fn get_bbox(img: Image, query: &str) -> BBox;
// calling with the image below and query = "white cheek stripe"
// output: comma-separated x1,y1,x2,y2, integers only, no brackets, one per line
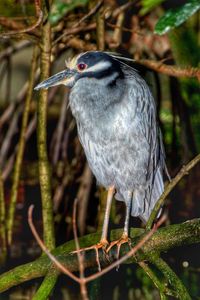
82,61,111,73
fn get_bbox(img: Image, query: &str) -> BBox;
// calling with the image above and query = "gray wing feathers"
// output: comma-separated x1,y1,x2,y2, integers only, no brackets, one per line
128,76,165,222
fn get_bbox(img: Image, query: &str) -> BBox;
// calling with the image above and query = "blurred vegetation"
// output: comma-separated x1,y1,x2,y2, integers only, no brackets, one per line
0,0,200,299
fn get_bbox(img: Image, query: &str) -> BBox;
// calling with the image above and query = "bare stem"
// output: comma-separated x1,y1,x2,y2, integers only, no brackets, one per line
73,198,89,300
0,169,6,262
96,6,105,51
6,46,38,245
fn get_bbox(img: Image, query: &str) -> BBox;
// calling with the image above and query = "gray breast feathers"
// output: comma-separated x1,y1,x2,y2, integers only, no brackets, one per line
71,71,166,223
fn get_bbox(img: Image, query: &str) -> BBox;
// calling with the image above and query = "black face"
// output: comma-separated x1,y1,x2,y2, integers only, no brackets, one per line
34,51,125,91
77,52,112,66
76,51,124,82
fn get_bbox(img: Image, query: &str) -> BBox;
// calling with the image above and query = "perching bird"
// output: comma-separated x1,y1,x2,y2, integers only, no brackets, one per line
35,51,166,253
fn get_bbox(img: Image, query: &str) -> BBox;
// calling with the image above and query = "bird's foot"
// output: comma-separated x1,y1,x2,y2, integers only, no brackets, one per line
72,238,109,272
106,233,131,268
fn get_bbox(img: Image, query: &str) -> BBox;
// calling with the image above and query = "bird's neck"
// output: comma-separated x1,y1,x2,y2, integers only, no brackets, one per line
69,78,125,133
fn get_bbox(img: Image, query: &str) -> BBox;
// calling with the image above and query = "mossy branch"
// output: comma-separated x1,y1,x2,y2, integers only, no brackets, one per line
139,262,177,299
151,256,192,300
32,269,59,300
0,219,199,293
37,6,55,252
35,0,56,297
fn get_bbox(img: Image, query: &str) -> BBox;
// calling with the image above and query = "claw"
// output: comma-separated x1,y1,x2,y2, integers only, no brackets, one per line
72,239,109,271
106,233,131,269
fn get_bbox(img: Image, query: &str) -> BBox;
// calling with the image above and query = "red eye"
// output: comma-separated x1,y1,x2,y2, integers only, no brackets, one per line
77,63,87,71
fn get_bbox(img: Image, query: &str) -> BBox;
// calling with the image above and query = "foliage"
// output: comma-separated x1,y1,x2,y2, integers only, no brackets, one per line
155,0,200,35
140,0,166,15
49,0,89,25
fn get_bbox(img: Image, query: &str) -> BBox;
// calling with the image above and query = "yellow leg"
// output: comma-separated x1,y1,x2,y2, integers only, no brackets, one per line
72,186,115,271
100,185,115,243
106,191,132,256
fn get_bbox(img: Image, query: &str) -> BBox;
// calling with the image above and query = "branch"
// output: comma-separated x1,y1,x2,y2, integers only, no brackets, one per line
151,257,191,300
34,0,57,297
0,218,199,293
136,59,200,81
139,261,176,299
37,2,55,250
31,269,59,300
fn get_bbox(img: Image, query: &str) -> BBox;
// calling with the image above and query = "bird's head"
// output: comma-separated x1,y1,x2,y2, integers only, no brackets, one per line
34,51,124,91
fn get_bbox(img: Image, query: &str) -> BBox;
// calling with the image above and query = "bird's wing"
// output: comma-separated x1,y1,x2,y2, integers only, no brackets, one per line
124,68,166,222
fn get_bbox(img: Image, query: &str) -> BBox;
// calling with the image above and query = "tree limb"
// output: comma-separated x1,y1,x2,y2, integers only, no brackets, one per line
0,218,199,293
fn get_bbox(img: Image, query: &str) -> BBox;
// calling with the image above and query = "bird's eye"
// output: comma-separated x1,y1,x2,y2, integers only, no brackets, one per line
77,63,87,71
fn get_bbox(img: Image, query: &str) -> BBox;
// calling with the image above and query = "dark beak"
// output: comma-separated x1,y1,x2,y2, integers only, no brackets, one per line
34,69,75,90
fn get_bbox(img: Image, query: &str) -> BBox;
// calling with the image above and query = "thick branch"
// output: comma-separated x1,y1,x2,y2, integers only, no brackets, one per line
0,219,199,293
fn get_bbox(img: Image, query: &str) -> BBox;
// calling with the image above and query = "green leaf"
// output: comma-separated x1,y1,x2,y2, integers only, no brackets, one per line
155,0,200,35
49,0,89,25
140,0,166,15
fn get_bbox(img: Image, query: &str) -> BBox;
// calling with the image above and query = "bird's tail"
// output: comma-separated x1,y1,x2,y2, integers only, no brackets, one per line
133,167,164,223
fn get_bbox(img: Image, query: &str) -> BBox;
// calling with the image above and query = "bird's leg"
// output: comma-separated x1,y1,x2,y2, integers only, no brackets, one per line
106,191,132,257
100,185,115,246
72,186,115,271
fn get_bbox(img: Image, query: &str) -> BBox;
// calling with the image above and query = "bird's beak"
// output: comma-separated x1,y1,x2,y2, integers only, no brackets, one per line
34,69,75,90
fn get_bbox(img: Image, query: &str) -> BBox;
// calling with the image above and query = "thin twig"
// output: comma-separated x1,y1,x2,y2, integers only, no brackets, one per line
53,23,96,46
112,2,136,18
137,59,200,81
0,0,43,38
109,12,124,48
28,205,80,283
77,164,93,235
106,22,143,36
0,107,20,168
1,86,58,181
0,169,6,262
73,198,89,300
51,91,69,166
53,1,103,45
75,0,103,28
0,41,31,62
0,69,40,130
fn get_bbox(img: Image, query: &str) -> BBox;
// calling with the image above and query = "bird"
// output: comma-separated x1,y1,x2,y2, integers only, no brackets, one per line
35,51,167,258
